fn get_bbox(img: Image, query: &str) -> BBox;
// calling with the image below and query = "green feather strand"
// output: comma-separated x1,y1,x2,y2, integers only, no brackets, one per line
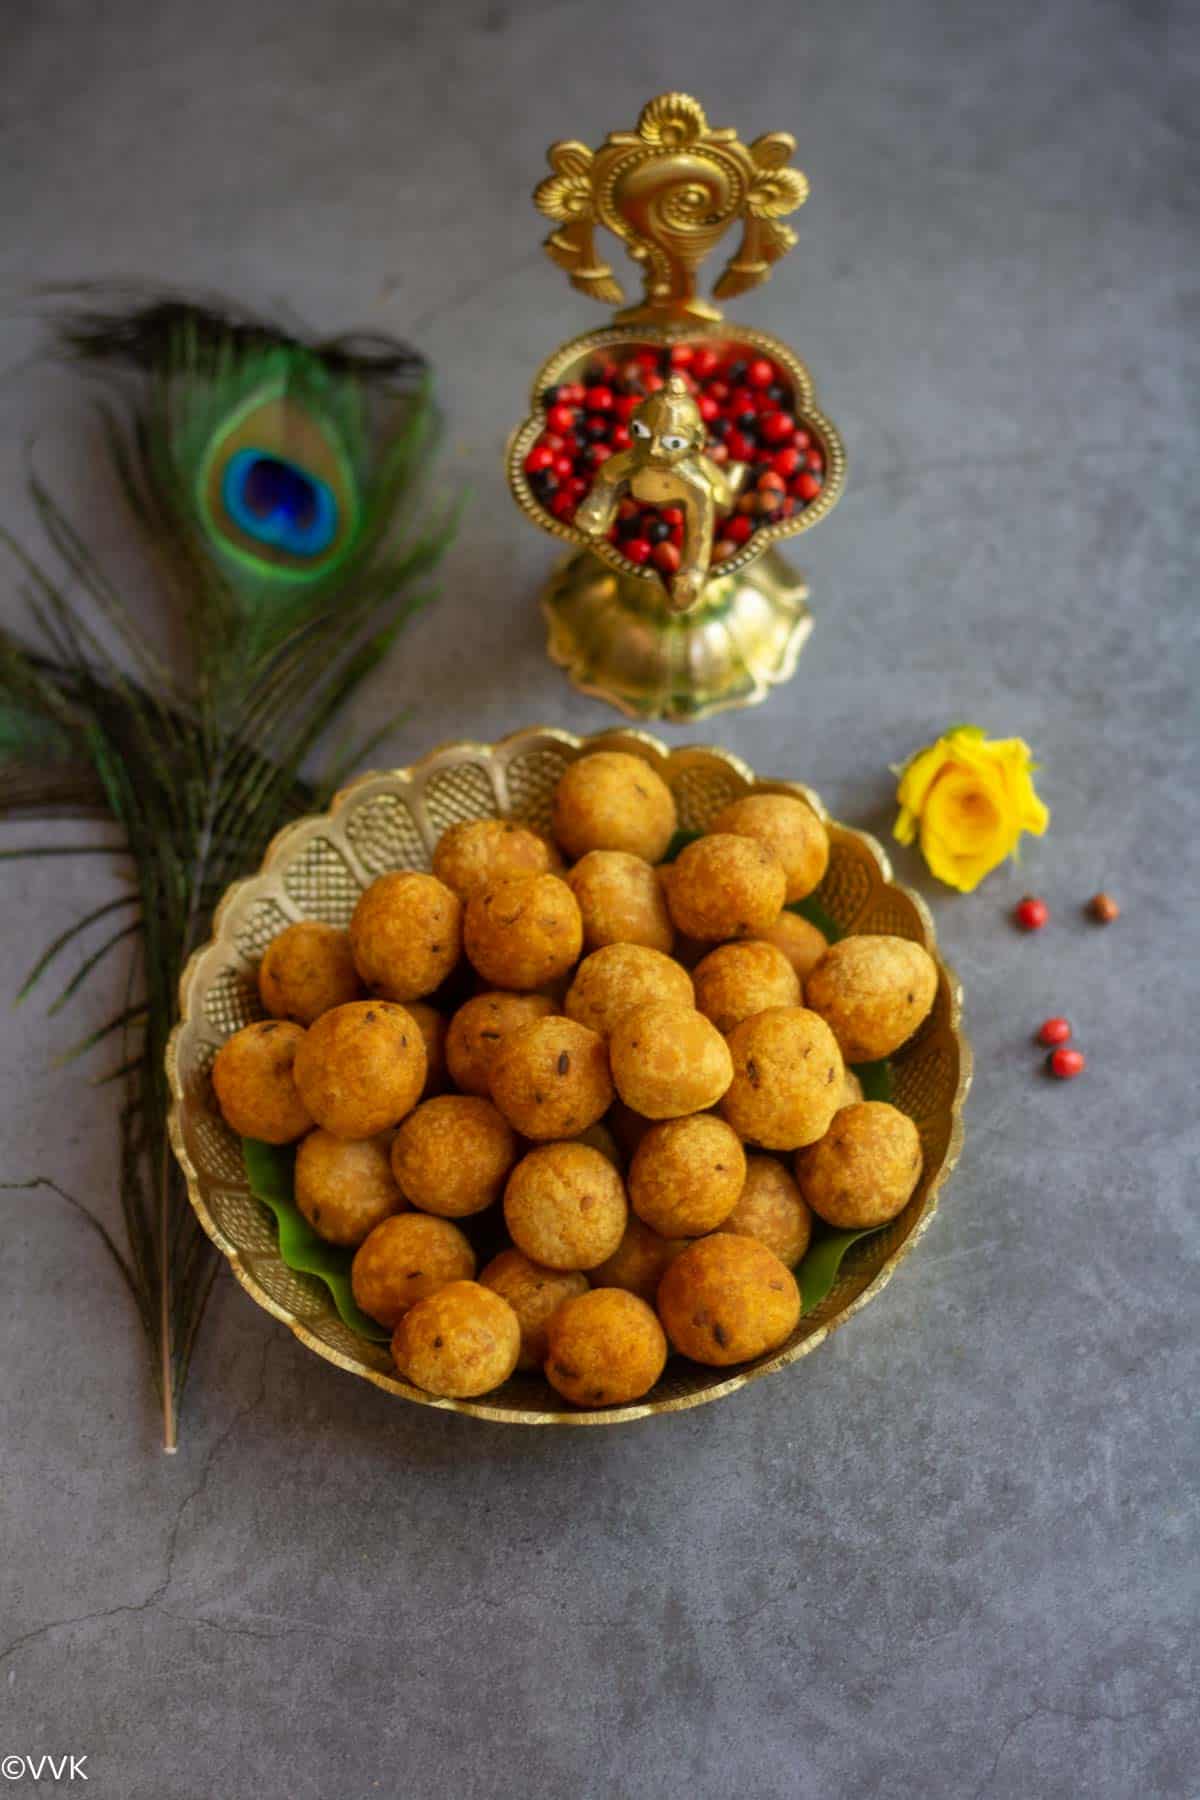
0,297,454,1449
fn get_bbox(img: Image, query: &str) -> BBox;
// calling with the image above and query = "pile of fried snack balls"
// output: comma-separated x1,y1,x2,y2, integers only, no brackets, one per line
212,752,936,1408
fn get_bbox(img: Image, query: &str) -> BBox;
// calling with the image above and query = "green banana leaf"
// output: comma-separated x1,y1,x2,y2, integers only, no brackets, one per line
242,1138,390,1342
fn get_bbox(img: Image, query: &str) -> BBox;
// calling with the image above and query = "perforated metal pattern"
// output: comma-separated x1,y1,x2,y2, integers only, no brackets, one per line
167,727,970,1427
203,964,264,1038
343,791,427,876
208,1186,279,1254
671,760,747,831
281,837,362,924
421,760,500,837
502,747,569,833
191,1113,246,1187
232,898,297,963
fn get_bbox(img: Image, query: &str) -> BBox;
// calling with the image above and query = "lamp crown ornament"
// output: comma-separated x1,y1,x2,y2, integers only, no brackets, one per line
534,92,809,326
508,90,845,722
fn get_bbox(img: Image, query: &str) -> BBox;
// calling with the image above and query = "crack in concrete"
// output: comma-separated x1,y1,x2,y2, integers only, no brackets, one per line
0,1333,274,1680
971,1693,1193,1798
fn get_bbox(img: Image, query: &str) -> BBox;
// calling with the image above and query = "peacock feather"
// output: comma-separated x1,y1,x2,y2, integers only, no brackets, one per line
1,291,456,1448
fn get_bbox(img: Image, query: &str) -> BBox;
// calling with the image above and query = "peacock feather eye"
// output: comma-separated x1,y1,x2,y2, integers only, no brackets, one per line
199,383,360,579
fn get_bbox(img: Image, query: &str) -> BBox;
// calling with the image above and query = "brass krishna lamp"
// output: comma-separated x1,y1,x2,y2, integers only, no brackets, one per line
507,91,846,722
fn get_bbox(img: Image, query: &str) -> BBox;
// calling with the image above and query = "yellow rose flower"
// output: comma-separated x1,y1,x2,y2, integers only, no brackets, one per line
893,725,1049,893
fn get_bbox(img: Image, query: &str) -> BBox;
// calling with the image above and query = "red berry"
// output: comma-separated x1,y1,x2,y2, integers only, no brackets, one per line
559,382,586,405
793,428,811,450
668,343,694,367
772,447,802,479
726,430,756,462
747,358,776,388
584,385,614,412
698,394,720,423
610,423,631,451
1037,1017,1072,1047
725,515,753,544
805,448,824,472
652,541,680,574
615,393,641,423
759,411,795,445
796,471,822,501
616,497,639,520
586,443,612,467
623,537,652,565
635,348,660,369
1048,1048,1086,1080
1014,895,1049,931
564,476,588,501
661,506,684,526
692,347,720,378
729,386,758,414
550,491,575,519
525,444,554,474
548,403,579,435
757,470,787,497
707,441,730,464
551,454,574,480
643,373,665,392
707,379,730,403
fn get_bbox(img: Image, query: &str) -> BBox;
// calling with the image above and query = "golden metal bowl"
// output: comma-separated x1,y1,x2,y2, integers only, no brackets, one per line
167,728,971,1427
507,321,846,592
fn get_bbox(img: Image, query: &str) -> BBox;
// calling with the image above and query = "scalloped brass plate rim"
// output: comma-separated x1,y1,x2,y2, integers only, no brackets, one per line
166,726,971,1428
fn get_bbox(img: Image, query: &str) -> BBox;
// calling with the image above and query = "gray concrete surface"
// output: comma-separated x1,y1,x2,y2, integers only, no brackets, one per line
1,1,1197,1795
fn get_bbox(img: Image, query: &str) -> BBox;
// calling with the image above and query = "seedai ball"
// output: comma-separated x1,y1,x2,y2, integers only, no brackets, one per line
479,1249,588,1371
212,1020,313,1144
391,1095,518,1218
349,871,462,1002
657,1234,801,1367
804,934,938,1062
608,1001,732,1119
588,1216,690,1305
629,1115,746,1237
294,1130,404,1246
551,751,677,864
567,850,675,954
503,1142,627,1271
722,1156,812,1267
719,1006,843,1150
351,1212,475,1328
293,1000,426,1139
758,910,829,983
392,1280,521,1398
432,817,558,901
463,873,583,990
488,1015,612,1141
840,1068,865,1109
710,793,829,903
795,1101,923,1229
444,990,556,1097
544,1288,668,1407
405,1001,448,1096
665,834,786,941
564,943,693,1040
257,922,361,1026
692,939,801,1035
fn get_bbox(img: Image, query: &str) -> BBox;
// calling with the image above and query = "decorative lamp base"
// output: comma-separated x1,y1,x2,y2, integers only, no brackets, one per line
540,547,813,722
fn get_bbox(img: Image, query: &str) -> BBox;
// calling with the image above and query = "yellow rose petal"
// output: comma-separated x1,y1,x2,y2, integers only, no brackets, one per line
892,724,1049,893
